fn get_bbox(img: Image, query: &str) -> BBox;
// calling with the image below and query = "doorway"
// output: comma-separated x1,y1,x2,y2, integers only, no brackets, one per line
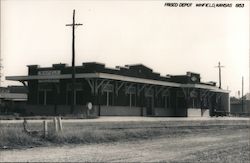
146,96,153,116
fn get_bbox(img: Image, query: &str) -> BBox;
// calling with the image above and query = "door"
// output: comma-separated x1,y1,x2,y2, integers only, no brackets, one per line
146,96,153,115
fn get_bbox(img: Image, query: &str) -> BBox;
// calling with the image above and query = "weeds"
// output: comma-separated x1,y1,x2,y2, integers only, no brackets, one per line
0,120,249,149
0,125,44,149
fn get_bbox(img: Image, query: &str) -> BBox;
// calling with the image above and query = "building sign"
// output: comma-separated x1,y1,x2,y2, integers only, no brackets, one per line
38,70,61,76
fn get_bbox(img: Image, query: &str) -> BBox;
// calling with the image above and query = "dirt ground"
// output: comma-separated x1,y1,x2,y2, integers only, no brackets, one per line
0,119,249,162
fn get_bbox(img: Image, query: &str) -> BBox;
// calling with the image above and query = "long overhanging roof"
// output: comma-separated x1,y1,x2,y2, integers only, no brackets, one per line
6,73,230,93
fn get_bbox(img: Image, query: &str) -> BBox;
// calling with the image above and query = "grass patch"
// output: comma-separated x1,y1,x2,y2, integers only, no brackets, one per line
0,125,44,149
0,120,249,149
45,128,164,144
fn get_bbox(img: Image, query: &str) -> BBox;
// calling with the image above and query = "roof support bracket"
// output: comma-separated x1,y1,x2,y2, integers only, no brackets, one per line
100,80,111,93
86,79,95,94
145,85,154,96
207,91,216,101
200,89,210,99
19,80,28,90
126,83,135,90
155,86,165,97
181,87,189,99
162,87,170,96
137,84,147,95
216,92,224,102
115,81,126,95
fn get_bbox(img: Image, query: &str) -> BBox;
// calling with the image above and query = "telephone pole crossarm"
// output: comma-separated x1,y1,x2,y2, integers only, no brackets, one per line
66,23,83,26
215,62,225,89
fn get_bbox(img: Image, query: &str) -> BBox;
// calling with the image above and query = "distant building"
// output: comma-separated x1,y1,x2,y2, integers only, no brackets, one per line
230,95,250,115
0,86,27,114
6,62,230,117
246,93,250,100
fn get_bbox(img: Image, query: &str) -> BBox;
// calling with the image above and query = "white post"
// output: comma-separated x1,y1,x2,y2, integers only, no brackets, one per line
23,119,28,133
57,117,63,132
53,117,58,133
43,120,48,138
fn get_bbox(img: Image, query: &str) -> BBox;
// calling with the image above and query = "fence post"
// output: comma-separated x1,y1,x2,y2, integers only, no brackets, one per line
43,120,48,138
23,119,28,133
57,117,63,132
53,117,58,133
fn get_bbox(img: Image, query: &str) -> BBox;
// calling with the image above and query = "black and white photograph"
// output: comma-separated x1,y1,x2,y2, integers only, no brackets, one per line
0,0,249,162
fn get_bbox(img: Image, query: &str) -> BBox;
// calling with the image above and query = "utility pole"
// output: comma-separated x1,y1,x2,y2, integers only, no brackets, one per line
66,10,83,113
0,1,2,87
242,76,244,113
215,62,224,89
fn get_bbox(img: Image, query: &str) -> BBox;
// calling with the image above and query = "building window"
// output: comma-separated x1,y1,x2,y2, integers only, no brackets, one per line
46,91,54,105
201,97,208,108
176,91,186,108
38,90,53,105
190,98,199,108
66,91,74,105
38,91,45,105
166,96,170,108
190,90,199,108
145,88,153,97
103,91,113,106
66,83,83,105
38,84,53,105
163,93,170,109
125,86,136,107
102,84,114,106
76,91,84,105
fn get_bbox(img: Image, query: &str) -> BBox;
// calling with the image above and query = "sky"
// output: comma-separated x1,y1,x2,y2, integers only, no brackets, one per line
1,0,249,97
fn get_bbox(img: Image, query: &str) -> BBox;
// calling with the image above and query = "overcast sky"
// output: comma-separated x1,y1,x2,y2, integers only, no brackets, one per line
1,0,249,97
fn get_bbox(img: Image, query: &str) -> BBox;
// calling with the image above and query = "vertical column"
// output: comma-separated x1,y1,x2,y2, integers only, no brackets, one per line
228,93,231,115
112,81,115,106
74,90,76,105
107,92,109,106
129,93,132,108
44,90,47,105
135,84,137,107
114,81,117,106
152,86,155,115
93,79,96,114
142,85,146,116
95,80,101,116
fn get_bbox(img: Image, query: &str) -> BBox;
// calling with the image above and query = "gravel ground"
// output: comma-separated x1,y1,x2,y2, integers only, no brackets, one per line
0,121,249,162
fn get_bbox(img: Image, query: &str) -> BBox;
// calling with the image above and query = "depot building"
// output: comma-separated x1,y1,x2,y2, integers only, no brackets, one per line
6,62,230,117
